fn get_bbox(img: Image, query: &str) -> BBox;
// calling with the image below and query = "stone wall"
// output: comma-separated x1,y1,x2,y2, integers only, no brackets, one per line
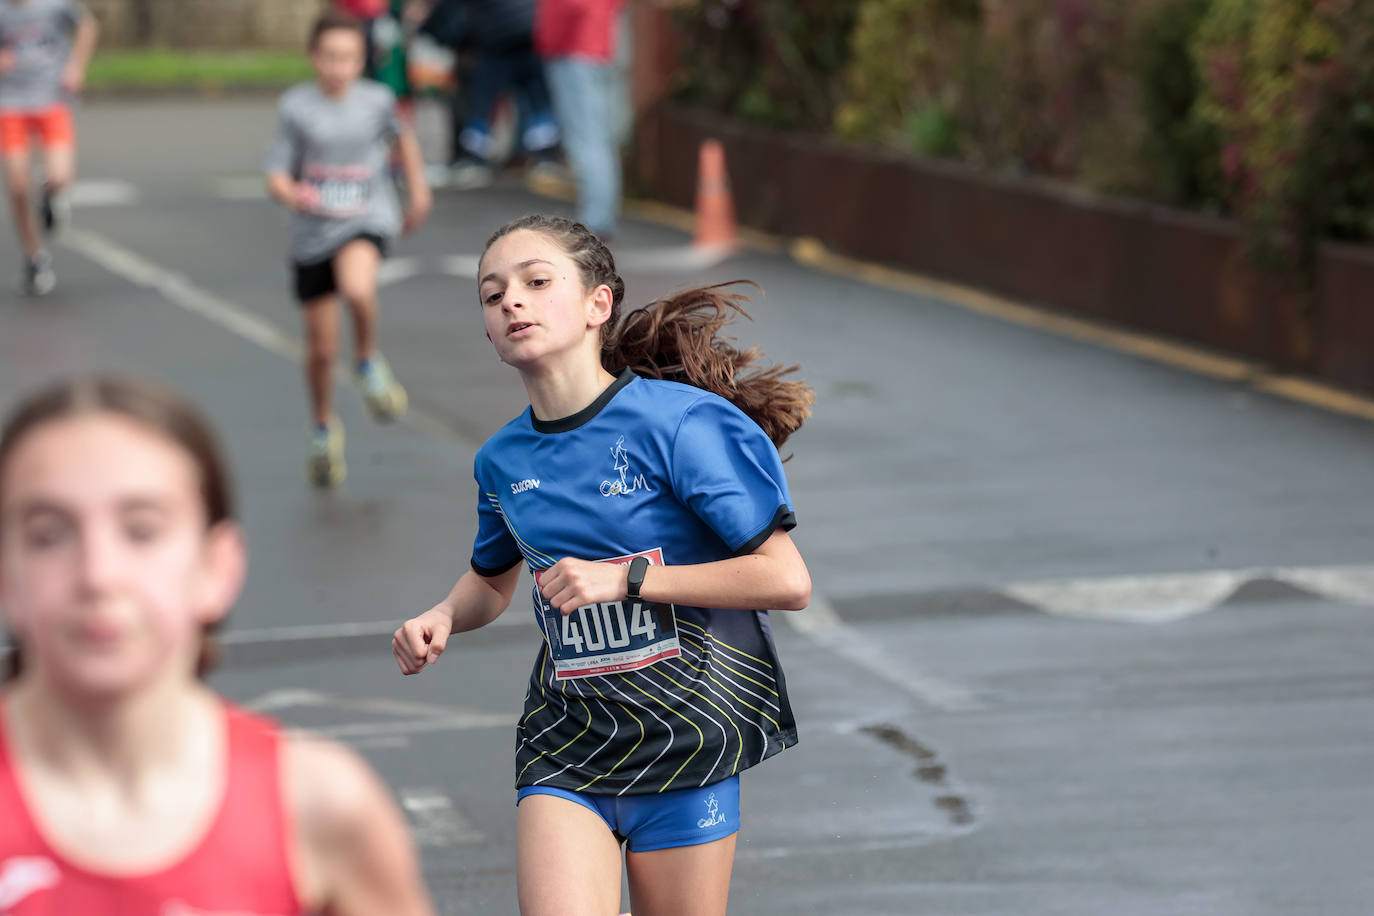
85,0,323,49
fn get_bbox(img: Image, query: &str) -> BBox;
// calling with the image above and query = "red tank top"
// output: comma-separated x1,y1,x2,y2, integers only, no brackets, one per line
0,702,305,915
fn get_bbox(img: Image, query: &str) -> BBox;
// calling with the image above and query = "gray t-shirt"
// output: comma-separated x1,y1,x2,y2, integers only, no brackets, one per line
0,0,86,111
264,80,404,265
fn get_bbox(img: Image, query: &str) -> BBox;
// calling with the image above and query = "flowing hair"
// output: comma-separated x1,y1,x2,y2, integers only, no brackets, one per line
483,215,815,448
0,375,236,682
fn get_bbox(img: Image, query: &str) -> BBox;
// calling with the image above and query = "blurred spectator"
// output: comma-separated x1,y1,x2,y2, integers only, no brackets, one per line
417,0,472,171
335,0,430,117
332,0,387,77
535,0,628,239
422,0,560,190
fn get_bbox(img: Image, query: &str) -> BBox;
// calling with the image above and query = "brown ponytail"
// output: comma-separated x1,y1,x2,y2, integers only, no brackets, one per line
0,375,236,683
484,215,815,448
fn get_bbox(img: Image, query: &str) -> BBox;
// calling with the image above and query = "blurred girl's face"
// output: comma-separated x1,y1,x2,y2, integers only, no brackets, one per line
311,27,366,94
0,414,242,699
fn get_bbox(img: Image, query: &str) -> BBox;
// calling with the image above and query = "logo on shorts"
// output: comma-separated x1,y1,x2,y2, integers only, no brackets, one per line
600,436,651,497
697,792,727,829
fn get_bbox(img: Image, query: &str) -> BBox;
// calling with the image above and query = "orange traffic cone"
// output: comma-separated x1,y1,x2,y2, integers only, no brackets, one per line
693,139,738,251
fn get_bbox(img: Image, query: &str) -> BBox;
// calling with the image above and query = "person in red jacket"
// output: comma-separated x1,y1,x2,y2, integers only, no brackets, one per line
535,0,627,239
0,374,434,916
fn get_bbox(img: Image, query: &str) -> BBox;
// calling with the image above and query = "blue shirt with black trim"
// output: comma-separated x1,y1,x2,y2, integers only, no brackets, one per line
471,369,799,795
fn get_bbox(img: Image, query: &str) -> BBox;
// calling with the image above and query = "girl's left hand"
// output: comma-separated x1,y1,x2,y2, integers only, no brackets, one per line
538,558,631,616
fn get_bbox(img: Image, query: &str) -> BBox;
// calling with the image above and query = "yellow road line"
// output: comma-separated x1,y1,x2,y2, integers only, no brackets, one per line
1255,376,1374,423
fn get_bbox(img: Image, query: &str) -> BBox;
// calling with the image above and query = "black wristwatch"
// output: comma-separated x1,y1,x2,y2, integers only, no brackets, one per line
626,555,650,601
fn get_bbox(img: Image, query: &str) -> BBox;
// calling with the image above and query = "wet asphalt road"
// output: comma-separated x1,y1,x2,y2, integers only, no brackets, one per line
0,97,1371,914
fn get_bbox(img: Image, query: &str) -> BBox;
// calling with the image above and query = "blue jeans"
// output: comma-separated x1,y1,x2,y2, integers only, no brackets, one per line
544,56,621,237
459,44,559,161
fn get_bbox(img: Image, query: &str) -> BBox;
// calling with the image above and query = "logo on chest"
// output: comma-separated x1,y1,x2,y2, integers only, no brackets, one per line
601,435,651,497
510,478,541,494
0,856,60,909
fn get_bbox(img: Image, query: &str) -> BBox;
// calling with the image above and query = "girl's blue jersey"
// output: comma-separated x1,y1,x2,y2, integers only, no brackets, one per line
472,370,799,794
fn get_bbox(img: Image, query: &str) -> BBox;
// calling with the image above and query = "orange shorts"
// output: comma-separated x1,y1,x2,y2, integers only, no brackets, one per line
0,106,75,156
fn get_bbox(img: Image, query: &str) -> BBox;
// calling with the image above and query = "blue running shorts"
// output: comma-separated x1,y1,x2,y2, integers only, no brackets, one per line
517,775,740,852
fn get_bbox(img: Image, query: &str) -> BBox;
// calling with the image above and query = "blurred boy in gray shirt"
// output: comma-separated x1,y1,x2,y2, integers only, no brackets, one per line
265,9,432,489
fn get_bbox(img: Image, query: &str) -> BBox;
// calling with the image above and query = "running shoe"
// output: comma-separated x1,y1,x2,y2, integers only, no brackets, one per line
525,156,572,197
24,251,55,296
449,156,494,190
41,187,71,237
306,419,346,488
355,354,408,422
424,161,452,190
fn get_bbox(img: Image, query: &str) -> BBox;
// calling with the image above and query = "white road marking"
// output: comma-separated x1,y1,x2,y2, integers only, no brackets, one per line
222,612,530,648
339,735,411,750
1005,564,1374,622
440,254,479,279
377,256,426,287
399,789,485,846
245,689,516,719
69,179,140,207
615,243,734,273
243,688,516,741
210,176,268,200
1275,564,1374,606
63,228,300,360
783,595,985,713
245,688,333,711
1006,570,1250,623
220,621,396,647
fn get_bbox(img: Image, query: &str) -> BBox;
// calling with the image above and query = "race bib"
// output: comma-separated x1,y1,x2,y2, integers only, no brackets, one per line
304,164,372,219
535,549,681,681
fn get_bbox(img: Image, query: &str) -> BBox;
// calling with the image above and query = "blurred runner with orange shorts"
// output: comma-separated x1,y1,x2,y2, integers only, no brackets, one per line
0,0,97,295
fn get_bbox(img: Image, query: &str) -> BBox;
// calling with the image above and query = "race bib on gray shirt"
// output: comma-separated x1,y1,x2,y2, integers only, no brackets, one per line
0,0,85,111
264,80,404,265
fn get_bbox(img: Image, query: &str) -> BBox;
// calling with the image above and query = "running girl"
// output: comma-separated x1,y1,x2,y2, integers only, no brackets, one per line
265,10,432,488
0,374,435,915
0,0,97,295
394,214,814,915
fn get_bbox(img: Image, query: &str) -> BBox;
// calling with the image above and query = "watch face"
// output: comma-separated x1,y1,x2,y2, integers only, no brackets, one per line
628,556,648,594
